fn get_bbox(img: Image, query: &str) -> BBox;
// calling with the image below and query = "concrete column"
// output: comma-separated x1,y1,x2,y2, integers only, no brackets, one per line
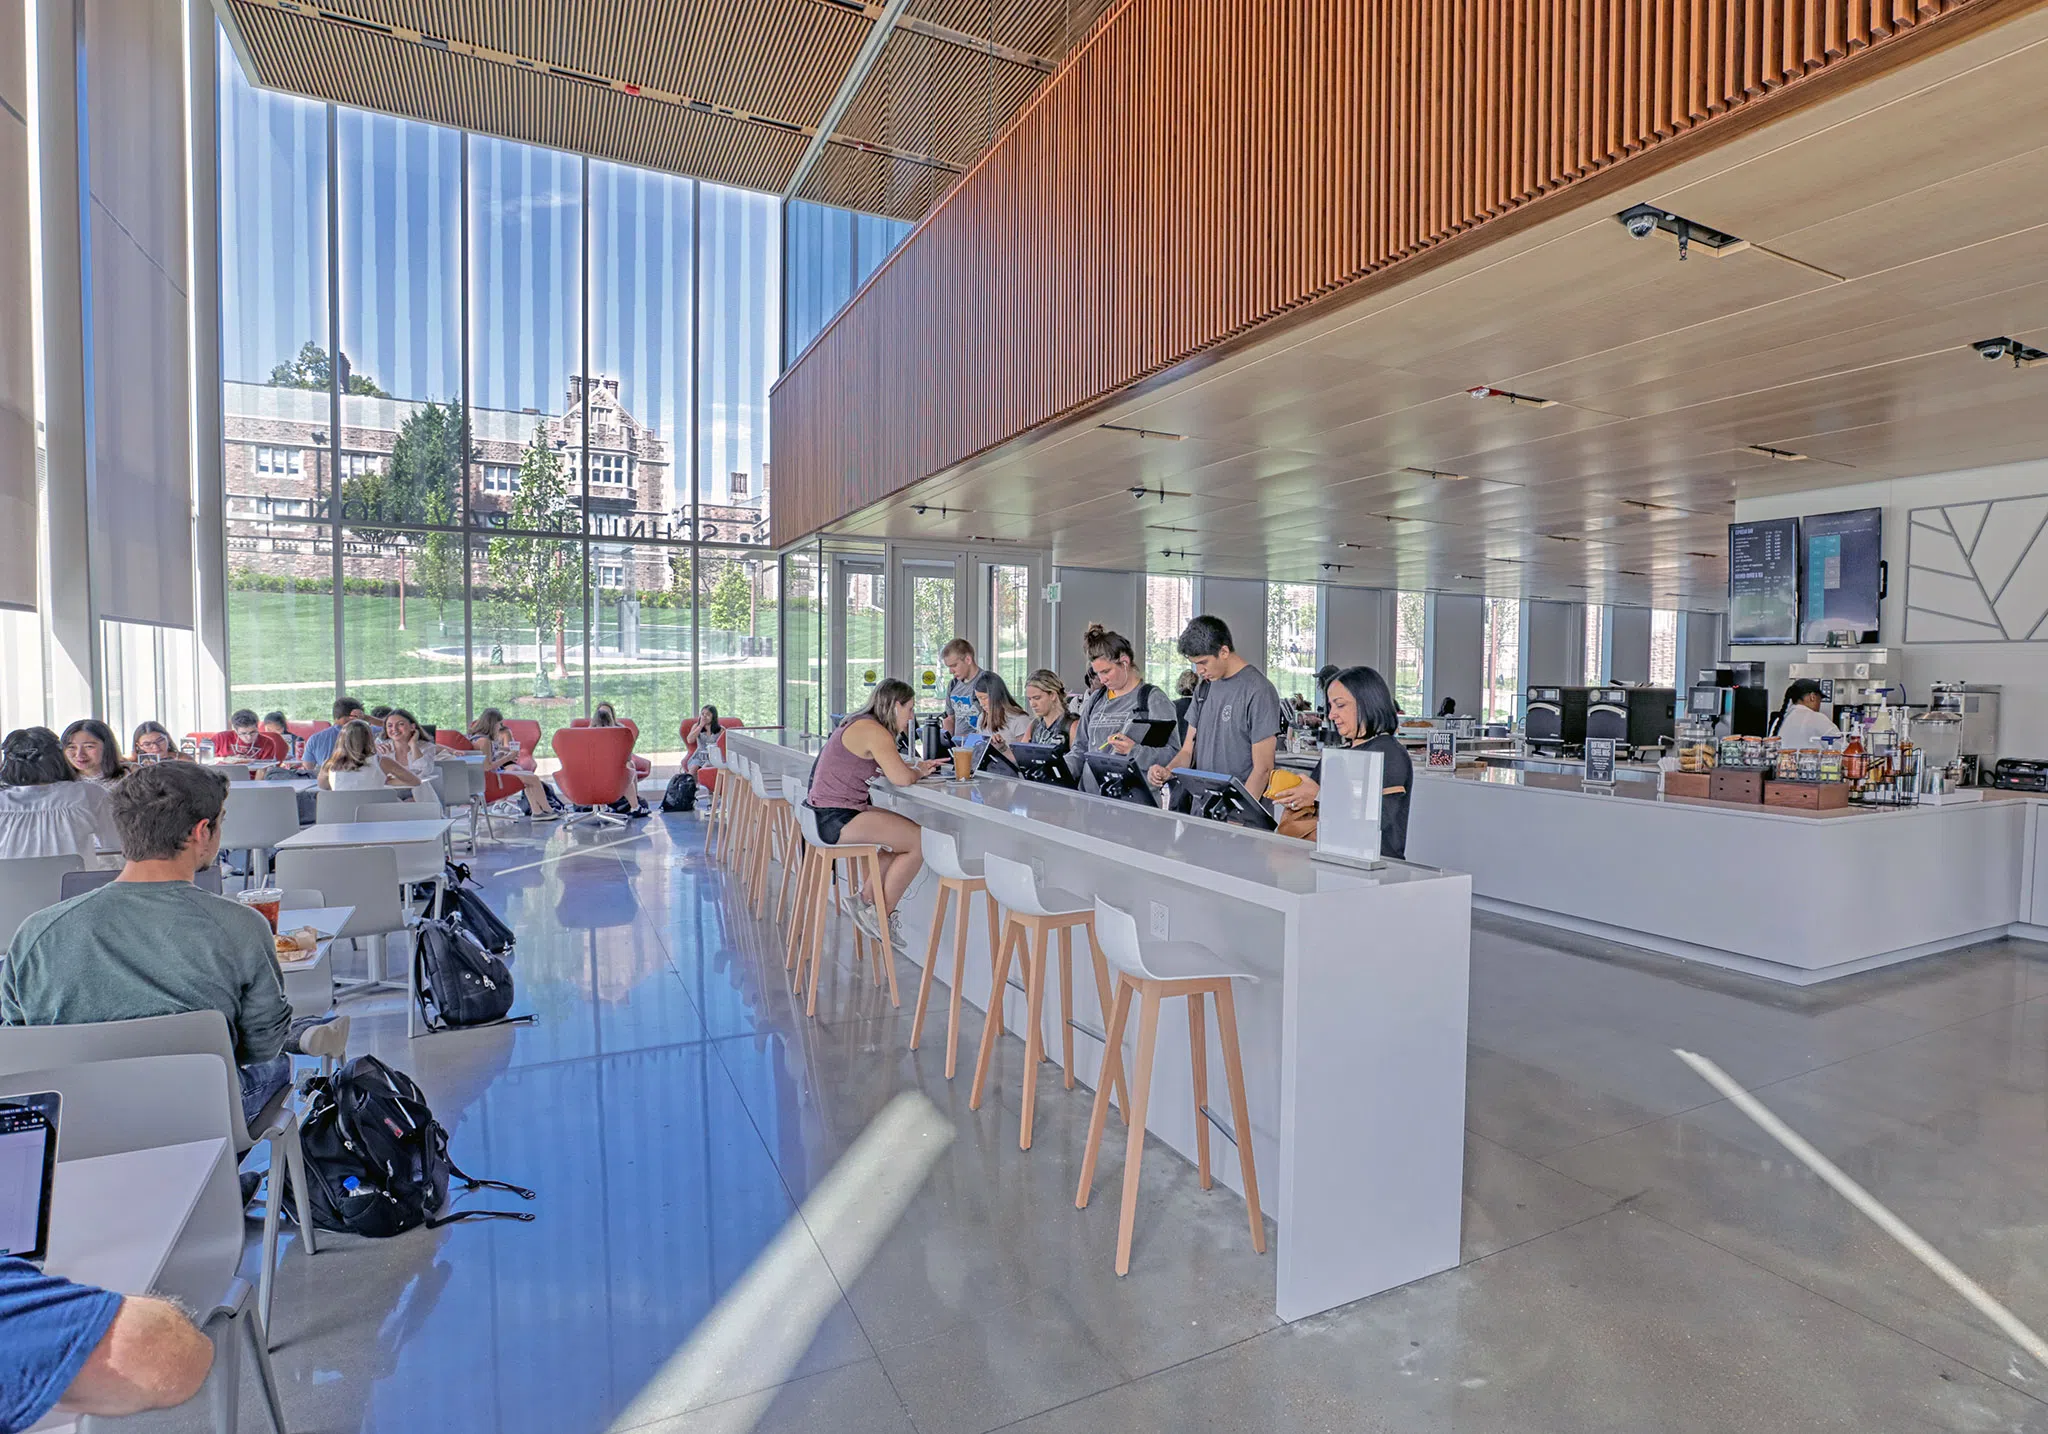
185,0,226,727
1429,593,1484,717
30,0,98,719
1607,605,1652,683
1323,585,1393,673
1200,577,1266,671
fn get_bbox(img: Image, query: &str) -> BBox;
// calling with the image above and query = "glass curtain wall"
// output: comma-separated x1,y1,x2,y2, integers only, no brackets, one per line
783,198,913,361
1481,598,1521,726
989,565,1029,691
1650,609,1678,687
1584,605,1606,684
1265,583,1318,700
217,29,779,760
1394,592,1427,716
1143,575,1194,686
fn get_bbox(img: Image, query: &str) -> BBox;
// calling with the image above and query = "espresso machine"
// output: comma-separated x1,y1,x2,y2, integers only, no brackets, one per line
1692,665,1771,738
1789,648,1901,728
1927,681,2002,785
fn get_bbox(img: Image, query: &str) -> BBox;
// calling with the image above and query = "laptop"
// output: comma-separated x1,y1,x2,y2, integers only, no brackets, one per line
0,1093,60,1268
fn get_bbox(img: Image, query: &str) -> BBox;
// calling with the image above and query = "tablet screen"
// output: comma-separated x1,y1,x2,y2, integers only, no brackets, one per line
0,1096,59,1261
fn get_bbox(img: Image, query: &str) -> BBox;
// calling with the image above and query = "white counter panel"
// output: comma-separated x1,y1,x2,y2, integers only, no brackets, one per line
732,735,1472,1321
1408,770,2025,982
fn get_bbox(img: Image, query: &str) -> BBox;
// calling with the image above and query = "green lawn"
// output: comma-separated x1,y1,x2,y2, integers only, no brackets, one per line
228,589,789,758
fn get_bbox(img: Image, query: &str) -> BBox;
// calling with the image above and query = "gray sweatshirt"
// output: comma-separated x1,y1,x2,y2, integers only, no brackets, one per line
1069,681,1181,782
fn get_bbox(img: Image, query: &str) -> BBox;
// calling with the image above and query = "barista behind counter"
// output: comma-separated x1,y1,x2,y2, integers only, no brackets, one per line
1774,677,1842,747
1272,665,1411,858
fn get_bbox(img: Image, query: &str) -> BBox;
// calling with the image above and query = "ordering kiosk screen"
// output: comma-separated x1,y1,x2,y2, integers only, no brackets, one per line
0,1093,60,1264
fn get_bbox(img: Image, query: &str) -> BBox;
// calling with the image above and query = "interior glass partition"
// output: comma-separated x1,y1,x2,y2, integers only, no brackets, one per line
1650,609,1679,688
1482,597,1521,727
1144,575,1194,685
989,564,1030,691
1266,582,1319,700
1394,591,1427,716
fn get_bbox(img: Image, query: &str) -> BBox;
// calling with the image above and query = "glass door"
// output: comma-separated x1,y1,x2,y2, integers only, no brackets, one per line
902,560,961,715
833,557,885,723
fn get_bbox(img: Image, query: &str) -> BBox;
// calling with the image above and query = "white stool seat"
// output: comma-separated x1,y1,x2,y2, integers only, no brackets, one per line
983,852,1085,918
920,828,979,883
1124,938,1258,984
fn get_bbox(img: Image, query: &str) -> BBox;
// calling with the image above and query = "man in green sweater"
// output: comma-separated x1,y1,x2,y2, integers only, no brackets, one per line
2,761,346,1126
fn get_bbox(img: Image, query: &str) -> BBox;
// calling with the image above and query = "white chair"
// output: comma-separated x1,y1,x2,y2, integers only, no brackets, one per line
0,853,85,949
908,829,1000,1080
354,799,455,878
314,786,405,823
207,762,252,782
276,887,323,910
216,785,302,888
0,1011,318,1347
970,853,1126,1151
2,1054,289,1434
275,844,411,1002
58,865,223,902
436,757,482,850
1077,898,1265,1276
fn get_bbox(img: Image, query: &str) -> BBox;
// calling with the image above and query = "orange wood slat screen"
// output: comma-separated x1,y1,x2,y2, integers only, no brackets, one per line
771,0,1996,545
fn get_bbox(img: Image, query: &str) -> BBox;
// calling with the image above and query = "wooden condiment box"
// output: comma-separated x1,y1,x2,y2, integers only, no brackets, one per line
1763,779,1849,811
1663,772,1713,800
1707,768,1766,804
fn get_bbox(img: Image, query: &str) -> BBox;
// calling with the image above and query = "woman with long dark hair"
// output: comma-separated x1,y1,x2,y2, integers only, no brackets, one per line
803,679,945,951
1270,665,1412,858
973,671,1033,747
60,719,128,787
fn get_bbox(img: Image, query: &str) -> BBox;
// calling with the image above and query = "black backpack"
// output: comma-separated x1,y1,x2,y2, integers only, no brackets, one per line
415,916,528,1031
425,862,516,954
290,1055,534,1236
661,772,698,812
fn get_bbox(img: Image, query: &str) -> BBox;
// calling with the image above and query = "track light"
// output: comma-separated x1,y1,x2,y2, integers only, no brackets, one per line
1100,424,1186,442
1970,336,2047,368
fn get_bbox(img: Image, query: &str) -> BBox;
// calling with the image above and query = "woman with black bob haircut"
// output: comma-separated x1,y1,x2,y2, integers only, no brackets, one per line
1270,665,1412,858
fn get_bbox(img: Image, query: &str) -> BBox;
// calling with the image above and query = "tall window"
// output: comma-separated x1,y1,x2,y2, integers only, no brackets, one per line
1265,583,1318,699
217,23,782,759
990,565,1029,691
1584,605,1606,685
1650,609,1678,687
1144,575,1194,684
1482,598,1521,726
1394,592,1426,716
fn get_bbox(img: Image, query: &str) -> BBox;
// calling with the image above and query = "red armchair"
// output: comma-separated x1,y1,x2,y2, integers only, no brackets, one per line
679,717,743,792
552,725,636,828
571,716,651,779
285,720,332,743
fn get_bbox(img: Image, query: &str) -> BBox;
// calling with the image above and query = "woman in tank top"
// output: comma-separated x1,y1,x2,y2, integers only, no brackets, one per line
806,678,944,951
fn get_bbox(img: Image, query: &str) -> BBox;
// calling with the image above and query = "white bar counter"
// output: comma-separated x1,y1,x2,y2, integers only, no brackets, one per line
1408,766,2032,984
730,734,1473,1322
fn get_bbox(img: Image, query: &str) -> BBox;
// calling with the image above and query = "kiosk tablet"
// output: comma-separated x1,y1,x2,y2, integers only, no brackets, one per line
976,740,1021,776
1166,768,1279,831
1080,751,1158,806
1007,741,1077,787
1121,718,1180,748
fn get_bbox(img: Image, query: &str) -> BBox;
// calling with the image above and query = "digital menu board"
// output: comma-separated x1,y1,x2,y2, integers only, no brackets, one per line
1799,507,1883,643
1728,517,1800,645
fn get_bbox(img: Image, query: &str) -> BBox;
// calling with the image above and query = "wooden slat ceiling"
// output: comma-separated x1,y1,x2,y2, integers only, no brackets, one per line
824,4,2048,612
217,0,1110,220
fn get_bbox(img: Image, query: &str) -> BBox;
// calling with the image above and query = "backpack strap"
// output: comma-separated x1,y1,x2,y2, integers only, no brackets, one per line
425,1207,536,1227
446,1156,536,1203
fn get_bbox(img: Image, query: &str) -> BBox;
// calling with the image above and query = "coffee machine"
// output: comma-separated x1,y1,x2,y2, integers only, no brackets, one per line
1789,648,1901,728
1928,681,2002,785
1692,666,1771,738
1625,687,1677,756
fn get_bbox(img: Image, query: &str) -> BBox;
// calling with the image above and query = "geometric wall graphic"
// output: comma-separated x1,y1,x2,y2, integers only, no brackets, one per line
1906,494,2048,643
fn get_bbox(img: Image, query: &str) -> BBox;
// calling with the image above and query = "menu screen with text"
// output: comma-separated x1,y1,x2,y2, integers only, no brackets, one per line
1729,518,1800,645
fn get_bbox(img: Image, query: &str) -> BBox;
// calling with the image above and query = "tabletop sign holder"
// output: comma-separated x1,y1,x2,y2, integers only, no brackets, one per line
1583,737,1618,791
1425,729,1457,771
1312,746,1387,870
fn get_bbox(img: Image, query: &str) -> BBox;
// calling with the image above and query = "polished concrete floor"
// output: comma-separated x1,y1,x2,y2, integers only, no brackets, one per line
129,812,2048,1433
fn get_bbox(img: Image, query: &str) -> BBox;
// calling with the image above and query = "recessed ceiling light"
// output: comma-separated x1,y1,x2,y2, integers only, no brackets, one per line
1746,444,1809,462
1101,424,1186,441
1467,386,1558,409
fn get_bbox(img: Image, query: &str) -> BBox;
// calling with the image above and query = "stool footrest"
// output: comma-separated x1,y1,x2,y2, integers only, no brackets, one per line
1065,1018,1109,1044
1198,1103,1242,1148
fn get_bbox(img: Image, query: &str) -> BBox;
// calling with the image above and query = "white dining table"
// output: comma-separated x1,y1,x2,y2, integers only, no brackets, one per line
45,1138,232,1296
275,818,455,849
277,903,354,1017
229,775,317,792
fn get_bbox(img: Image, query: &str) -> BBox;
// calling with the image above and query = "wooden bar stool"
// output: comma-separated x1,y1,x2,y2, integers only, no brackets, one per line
970,853,1127,1151
907,828,1000,1079
789,803,899,1016
774,775,812,927
705,754,739,858
744,766,792,918
1077,897,1264,1276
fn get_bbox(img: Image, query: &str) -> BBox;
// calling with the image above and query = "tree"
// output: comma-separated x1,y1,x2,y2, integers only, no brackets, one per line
268,340,389,397
487,428,582,697
343,400,461,536
706,561,752,635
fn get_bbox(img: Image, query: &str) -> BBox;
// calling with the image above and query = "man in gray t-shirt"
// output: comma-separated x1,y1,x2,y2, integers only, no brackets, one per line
1148,614,1285,798
940,639,982,737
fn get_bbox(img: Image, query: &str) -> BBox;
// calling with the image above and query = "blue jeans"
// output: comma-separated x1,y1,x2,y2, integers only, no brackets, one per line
238,1053,292,1126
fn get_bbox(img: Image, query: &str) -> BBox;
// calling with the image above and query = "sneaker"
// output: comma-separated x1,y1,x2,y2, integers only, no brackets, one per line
849,898,882,941
886,909,908,953
239,1169,263,1208
296,1014,350,1063
528,808,562,823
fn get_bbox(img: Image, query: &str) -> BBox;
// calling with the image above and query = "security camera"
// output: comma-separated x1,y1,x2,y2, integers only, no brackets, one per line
1975,338,2012,362
1618,204,1662,240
